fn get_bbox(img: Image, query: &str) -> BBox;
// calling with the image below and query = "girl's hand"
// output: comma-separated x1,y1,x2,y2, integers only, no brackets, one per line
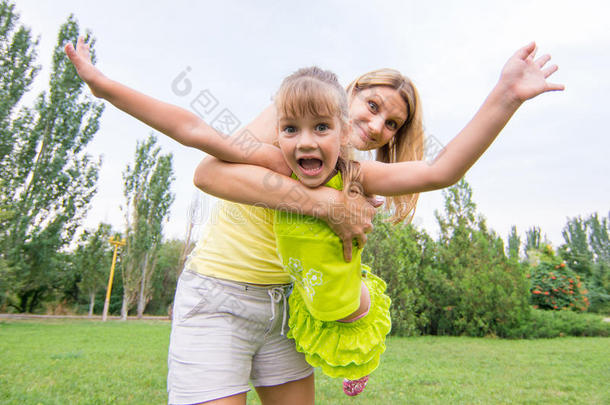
499,42,565,105
65,37,105,97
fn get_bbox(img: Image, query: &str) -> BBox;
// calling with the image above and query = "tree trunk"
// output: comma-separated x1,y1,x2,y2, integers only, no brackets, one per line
136,251,150,319
121,291,129,321
88,291,95,317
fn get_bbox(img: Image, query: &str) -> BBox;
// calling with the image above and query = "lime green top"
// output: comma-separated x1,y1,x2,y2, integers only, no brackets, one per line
274,172,362,321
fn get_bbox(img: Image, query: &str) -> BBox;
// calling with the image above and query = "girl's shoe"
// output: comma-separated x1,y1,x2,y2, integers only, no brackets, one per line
343,375,369,396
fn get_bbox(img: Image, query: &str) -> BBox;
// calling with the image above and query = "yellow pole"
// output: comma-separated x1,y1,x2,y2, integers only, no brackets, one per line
102,236,126,321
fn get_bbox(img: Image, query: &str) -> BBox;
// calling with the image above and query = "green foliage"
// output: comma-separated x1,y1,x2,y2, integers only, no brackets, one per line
362,216,433,336
364,179,532,338
146,239,184,315
121,135,175,318
558,212,610,313
423,179,531,337
528,255,589,312
510,309,610,338
507,225,520,260
0,3,103,313
0,0,40,169
524,226,551,259
73,223,113,315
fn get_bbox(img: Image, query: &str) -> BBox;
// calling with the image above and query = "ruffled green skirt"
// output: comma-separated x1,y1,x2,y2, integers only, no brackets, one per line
287,270,392,380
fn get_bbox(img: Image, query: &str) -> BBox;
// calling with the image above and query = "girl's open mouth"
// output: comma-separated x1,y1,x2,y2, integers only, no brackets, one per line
298,158,323,176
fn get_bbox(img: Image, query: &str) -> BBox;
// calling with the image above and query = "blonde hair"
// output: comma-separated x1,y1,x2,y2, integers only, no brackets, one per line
275,67,362,198
347,69,425,224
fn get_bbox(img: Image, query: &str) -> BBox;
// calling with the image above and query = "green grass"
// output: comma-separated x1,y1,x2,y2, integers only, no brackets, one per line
0,320,608,404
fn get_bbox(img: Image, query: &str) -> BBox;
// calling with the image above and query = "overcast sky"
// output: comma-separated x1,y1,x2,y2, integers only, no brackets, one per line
14,0,610,249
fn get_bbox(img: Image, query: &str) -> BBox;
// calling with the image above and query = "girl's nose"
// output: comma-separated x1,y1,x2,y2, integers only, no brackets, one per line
297,130,317,150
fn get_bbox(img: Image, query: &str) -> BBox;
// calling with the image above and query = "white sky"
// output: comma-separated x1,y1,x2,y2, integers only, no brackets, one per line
14,0,610,248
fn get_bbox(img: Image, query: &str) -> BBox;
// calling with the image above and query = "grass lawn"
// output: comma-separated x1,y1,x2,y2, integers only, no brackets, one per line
0,319,608,404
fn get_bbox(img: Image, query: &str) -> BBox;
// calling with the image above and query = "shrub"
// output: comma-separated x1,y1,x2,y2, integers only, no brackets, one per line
528,254,589,312
510,309,610,338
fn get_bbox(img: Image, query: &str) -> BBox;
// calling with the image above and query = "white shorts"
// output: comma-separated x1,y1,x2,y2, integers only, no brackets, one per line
167,270,313,405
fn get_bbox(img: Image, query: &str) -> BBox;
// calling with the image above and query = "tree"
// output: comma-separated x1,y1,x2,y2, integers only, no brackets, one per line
559,212,610,312
587,212,610,312
121,135,174,319
560,216,593,277
0,0,39,177
507,225,521,261
428,179,530,337
0,5,104,313
73,223,113,316
146,238,184,316
524,226,543,258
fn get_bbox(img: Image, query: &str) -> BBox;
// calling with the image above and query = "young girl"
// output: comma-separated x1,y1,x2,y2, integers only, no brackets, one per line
271,67,393,395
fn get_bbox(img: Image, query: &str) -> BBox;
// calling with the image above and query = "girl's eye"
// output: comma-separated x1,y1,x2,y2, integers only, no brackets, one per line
386,120,397,130
315,123,329,132
368,101,378,112
283,126,297,134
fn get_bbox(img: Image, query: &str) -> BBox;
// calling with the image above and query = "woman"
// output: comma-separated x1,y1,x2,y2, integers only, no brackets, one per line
66,37,561,404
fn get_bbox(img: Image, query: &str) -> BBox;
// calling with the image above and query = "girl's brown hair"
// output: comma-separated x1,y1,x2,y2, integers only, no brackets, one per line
275,67,362,198
347,69,425,224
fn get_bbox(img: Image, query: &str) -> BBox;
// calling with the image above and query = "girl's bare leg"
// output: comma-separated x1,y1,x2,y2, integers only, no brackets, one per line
338,282,370,322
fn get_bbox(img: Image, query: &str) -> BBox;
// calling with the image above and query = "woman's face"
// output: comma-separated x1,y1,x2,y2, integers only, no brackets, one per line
348,86,408,151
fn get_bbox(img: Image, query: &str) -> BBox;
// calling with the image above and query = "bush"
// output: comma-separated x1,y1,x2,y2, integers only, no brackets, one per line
529,261,589,311
421,226,531,338
509,309,610,338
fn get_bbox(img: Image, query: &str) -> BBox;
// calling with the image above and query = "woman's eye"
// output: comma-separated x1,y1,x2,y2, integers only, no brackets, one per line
368,101,378,112
386,120,397,130
315,123,329,132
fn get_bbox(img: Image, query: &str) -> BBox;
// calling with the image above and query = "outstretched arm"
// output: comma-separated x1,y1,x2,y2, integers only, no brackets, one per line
360,42,564,196
65,37,277,168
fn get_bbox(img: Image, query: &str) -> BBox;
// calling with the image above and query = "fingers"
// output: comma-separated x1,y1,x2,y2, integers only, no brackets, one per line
363,222,373,234
357,233,367,249
541,64,558,78
535,54,551,69
64,42,75,58
542,64,565,91
342,239,353,263
515,41,536,60
546,82,565,91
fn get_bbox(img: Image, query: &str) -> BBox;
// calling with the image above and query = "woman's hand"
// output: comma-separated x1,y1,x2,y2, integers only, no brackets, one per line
65,37,105,97
499,42,565,105
324,193,382,262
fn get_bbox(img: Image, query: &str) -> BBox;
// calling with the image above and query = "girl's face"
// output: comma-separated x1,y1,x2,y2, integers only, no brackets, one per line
278,114,346,188
348,86,408,151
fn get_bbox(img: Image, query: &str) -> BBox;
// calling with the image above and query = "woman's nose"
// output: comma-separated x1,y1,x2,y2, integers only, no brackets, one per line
368,116,384,136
